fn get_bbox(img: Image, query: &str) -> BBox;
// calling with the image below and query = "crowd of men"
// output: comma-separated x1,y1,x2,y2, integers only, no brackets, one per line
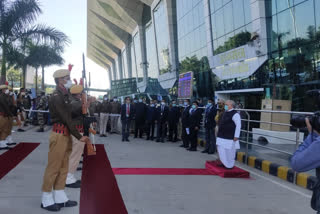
0,69,242,212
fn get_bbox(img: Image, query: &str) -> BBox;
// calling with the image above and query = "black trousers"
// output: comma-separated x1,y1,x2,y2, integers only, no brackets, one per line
205,126,216,153
121,119,131,140
157,122,167,141
182,126,189,147
135,119,144,138
145,121,155,139
189,128,198,149
168,121,178,141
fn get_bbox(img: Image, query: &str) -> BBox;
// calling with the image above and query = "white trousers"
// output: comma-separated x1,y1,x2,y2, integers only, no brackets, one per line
217,145,236,169
99,113,109,135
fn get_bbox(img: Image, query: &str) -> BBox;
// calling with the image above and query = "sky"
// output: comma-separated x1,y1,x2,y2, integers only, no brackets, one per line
36,0,109,96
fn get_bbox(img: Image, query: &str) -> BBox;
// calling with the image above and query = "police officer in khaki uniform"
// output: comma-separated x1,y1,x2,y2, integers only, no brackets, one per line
0,84,12,149
65,84,84,188
41,69,90,212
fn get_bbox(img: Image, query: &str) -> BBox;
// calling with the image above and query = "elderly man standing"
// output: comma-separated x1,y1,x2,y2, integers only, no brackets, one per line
41,69,90,212
216,100,241,169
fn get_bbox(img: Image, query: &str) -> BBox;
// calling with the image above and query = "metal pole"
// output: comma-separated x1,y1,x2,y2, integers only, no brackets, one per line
245,111,250,165
293,128,300,184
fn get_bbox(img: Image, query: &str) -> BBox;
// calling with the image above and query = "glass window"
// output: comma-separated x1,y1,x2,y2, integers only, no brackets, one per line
294,0,306,5
271,15,278,52
271,0,277,15
277,0,293,13
294,0,315,41
214,0,223,11
154,0,170,74
243,0,252,24
223,2,234,34
209,0,215,14
315,0,320,32
233,0,245,29
211,13,217,39
146,22,158,79
277,9,295,49
215,9,224,38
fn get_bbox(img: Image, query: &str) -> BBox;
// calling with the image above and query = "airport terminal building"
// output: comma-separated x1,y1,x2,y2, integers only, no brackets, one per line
87,0,320,112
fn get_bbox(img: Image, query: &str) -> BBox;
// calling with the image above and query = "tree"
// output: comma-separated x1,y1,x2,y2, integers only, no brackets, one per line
0,0,70,84
6,68,21,88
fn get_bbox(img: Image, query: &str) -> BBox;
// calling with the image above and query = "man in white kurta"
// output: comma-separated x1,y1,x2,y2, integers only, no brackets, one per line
216,100,241,169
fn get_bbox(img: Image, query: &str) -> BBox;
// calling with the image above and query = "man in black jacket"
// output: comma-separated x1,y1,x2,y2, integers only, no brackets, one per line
145,99,158,140
121,97,134,142
188,101,202,151
156,99,169,143
134,97,147,138
168,100,180,142
180,99,191,148
202,98,217,154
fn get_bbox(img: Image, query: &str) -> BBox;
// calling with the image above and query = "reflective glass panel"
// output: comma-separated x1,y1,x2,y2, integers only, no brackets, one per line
233,0,245,29
223,2,234,34
277,9,295,49
294,0,315,41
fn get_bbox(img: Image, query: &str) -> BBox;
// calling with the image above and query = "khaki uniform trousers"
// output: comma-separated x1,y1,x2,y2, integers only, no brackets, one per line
68,134,85,174
42,132,72,192
0,116,12,140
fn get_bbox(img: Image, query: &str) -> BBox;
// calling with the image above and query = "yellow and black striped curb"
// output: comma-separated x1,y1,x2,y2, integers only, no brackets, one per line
197,138,317,190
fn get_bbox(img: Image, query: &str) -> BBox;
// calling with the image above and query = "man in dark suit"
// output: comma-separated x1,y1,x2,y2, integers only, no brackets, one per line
168,100,180,142
134,97,147,138
156,99,169,143
180,99,191,148
202,98,217,154
145,99,158,140
121,97,134,142
188,101,202,151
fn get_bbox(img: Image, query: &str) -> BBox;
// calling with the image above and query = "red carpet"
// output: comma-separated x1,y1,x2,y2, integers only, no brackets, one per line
113,168,214,175
80,144,128,214
0,142,40,180
205,161,250,178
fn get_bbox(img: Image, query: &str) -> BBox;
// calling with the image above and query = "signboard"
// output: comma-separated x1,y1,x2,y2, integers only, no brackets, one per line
178,71,193,99
210,43,267,80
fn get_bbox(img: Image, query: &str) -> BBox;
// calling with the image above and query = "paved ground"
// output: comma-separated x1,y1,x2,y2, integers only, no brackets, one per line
0,126,314,214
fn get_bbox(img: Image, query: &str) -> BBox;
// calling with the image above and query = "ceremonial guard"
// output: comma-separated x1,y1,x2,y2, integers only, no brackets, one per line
41,69,90,212
0,84,12,149
65,84,84,188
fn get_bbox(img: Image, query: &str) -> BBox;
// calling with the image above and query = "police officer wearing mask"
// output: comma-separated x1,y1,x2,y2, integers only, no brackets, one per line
168,100,180,142
156,99,169,143
202,98,217,154
134,97,147,138
180,99,191,148
187,101,202,151
145,99,158,140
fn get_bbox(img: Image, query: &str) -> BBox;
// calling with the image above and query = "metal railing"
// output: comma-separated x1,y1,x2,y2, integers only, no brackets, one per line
199,108,314,184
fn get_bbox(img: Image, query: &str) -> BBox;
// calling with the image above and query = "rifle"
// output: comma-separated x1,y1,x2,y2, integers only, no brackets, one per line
82,91,96,156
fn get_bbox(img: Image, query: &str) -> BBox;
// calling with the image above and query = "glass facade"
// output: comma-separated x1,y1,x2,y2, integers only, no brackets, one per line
133,32,144,82
177,0,207,61
130,43,137,79
210,0,253,55
145,21,158,79
266,0,320,112
153,0,171,75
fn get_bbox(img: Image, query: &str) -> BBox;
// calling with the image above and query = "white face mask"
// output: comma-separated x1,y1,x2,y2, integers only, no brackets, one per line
5,89,9,94
161,102,165,106
114,99,118,102
9,92,13,96
104,98,108,101
64,80,73,89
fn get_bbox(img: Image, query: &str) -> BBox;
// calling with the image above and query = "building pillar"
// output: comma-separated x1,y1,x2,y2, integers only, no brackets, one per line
112,61,117,80
126,37,133,78
117,53,123,80
106,64,112,88
138,25,148,84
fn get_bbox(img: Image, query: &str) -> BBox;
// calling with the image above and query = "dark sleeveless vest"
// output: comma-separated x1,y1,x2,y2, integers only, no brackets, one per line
217,110,237,140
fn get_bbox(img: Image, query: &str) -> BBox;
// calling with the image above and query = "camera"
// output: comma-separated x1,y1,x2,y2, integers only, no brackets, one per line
290,89,320,132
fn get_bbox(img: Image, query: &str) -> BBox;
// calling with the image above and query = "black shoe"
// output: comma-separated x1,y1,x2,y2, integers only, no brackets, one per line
122,138,125,142
208,151,214,154
7,142,17,146
57,200,78,208
66,180,81,188
179,144,185,148
150,137,154,141
17,128,25,132
0,147,10,150
80,160,83,164
126,139,130,142
41,203,61,212
77,167,82,171
146,137,150,140
201,149,209,153
37,128,44,132
161,140,165,143
189,148,197,151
